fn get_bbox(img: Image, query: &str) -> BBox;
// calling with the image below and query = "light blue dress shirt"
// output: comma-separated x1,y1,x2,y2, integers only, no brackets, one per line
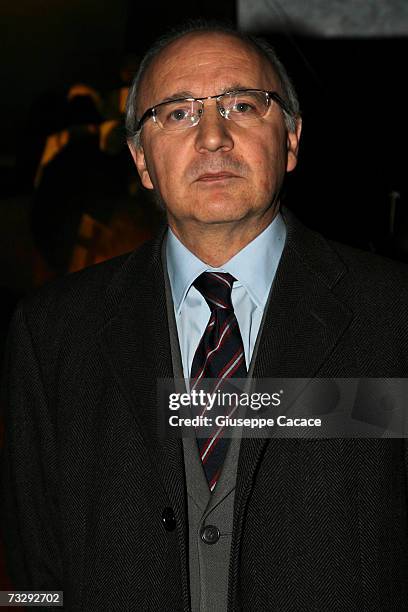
166,213,287,380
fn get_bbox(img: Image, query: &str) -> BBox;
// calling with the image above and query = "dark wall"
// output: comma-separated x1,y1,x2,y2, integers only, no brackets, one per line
264,35,408,249
124,1,236,54
1,0,128,156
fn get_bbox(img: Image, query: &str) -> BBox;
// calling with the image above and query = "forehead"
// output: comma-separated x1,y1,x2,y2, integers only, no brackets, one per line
139,32,279,109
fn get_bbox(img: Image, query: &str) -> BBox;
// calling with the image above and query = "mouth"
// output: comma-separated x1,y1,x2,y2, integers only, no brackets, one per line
195,172,240,183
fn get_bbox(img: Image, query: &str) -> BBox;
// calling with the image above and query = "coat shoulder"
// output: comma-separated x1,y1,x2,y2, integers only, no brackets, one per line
11,233,165,350
326,238,408,300
283,207,408,299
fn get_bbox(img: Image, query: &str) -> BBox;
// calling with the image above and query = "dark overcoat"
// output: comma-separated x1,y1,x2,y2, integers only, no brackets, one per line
2,210,408,611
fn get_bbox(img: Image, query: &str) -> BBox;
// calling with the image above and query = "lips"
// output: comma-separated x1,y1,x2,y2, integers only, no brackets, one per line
196,172,239,182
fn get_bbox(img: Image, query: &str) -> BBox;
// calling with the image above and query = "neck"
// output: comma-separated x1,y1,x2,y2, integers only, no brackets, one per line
168,208,278,267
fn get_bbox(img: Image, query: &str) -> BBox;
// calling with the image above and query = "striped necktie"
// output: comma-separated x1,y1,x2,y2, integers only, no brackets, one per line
190,272,247,491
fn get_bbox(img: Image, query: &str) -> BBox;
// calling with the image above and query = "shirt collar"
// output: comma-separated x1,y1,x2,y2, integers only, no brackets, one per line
166,212,286,315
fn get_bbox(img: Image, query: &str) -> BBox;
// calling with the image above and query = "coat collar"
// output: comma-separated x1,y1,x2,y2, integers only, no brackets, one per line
253,206,352,378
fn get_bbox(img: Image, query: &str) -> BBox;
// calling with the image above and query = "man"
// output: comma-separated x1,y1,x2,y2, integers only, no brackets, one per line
1,22,408,612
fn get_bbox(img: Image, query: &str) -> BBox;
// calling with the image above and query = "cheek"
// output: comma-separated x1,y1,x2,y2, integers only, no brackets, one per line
147,146,187,196
251,143,286,189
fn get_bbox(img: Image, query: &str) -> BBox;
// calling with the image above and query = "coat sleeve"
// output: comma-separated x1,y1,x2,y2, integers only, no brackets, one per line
1,303,62,589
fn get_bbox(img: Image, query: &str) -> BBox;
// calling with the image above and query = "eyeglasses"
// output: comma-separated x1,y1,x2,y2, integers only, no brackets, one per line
136,89,291,133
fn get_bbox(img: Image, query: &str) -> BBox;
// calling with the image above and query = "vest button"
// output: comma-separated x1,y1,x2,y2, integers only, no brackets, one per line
200,524,220,544
162,507,176,531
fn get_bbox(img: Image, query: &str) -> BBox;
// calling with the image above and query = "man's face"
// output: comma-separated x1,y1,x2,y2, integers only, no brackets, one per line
130,33,301,231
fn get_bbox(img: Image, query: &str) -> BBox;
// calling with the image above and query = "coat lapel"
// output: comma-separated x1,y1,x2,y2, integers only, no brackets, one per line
97,230,188,582
228,210,355,610
253,212,353,380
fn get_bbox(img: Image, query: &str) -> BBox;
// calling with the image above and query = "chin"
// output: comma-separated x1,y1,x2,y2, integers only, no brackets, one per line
192,200,250,225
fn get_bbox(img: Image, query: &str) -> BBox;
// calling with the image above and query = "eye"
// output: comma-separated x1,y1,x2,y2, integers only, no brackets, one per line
169,108,189,121
225,92,268,123
156,99,197,130
233,102,253,113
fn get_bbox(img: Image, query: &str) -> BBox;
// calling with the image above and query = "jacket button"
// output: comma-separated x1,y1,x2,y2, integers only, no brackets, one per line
162,507,176,531
200,525,220,544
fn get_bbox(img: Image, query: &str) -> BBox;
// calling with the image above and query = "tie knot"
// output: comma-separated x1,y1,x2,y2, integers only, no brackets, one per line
193,272,236,312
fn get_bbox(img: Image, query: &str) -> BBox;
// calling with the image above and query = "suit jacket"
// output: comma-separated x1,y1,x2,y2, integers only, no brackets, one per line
1,209,408,611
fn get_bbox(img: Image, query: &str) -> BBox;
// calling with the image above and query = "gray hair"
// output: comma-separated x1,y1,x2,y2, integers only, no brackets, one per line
126,20,300,149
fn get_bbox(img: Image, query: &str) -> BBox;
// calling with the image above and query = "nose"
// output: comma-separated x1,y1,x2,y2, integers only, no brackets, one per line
194,100,234,154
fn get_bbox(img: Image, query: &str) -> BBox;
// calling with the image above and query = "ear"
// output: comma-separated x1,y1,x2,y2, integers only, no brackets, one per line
286,117,302,173
127,141,154,190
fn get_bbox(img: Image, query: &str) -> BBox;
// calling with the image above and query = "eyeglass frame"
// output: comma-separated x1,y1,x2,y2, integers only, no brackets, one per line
135,89,292,133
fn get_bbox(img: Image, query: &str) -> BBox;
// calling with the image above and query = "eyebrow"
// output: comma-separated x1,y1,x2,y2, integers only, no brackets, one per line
160,91,194,104
157,84,255,105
